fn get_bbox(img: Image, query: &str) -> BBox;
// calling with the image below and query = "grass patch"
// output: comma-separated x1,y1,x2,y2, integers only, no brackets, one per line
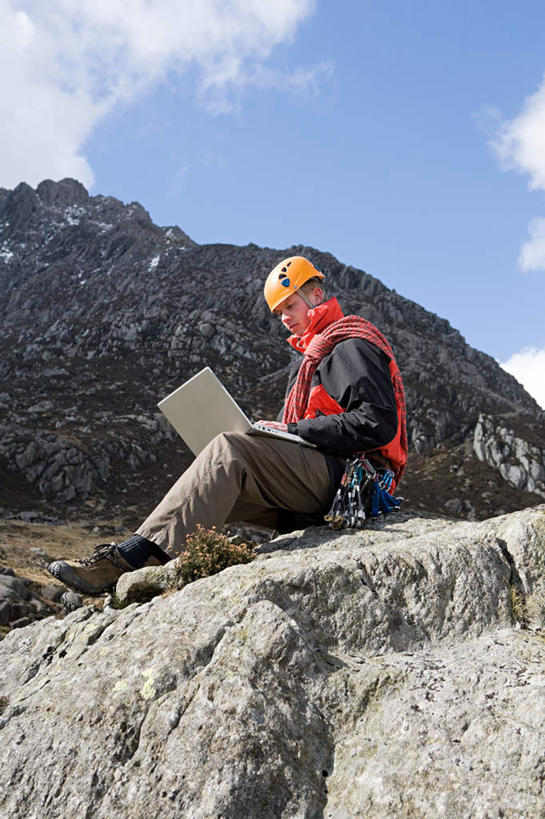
510,586,528,627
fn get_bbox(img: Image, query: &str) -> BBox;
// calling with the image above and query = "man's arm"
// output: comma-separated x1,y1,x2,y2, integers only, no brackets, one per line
286,338,399,455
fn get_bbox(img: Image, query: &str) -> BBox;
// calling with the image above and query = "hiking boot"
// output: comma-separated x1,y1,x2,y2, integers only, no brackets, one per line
47,542,160,596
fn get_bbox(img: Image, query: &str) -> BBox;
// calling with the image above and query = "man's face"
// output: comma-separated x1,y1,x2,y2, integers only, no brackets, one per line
274,292,312,336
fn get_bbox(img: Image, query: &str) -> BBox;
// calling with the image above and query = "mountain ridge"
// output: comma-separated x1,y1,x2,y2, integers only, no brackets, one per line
0,177,543,526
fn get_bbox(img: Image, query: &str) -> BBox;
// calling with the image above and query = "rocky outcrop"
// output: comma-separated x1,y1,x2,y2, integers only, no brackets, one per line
0,568,60,632
474,413,545,498
0,413,174,503
1,506,545,817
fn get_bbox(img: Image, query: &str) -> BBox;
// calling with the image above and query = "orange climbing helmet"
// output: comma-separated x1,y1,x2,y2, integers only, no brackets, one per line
264,256,325,312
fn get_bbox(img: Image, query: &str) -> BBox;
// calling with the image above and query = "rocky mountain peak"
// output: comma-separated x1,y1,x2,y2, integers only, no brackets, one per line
36,178,89,207
0,178,543,526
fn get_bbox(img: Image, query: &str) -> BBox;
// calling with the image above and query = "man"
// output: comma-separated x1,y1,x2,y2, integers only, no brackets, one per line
48,256,407,595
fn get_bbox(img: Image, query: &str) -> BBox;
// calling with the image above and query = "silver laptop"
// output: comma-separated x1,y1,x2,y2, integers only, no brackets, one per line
157,366,316,455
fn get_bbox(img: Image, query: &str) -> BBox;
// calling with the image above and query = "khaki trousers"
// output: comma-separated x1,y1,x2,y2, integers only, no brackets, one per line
136,431,335,556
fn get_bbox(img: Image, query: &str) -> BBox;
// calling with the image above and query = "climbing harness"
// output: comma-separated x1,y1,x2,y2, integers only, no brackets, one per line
324,455,402,530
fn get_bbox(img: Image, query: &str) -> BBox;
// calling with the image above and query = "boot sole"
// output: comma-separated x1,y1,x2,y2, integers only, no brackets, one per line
47,561,115,596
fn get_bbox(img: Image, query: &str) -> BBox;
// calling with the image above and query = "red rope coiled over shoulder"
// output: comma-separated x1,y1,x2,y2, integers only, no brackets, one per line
282,315,408,485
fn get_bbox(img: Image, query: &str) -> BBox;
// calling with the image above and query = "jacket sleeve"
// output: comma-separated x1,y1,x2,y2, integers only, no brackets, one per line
288,338,399,455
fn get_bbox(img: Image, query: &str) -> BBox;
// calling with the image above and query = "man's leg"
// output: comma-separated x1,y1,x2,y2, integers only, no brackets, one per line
137,431,335,556
48,431,334,594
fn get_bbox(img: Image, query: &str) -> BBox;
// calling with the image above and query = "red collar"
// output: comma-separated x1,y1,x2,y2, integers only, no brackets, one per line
287,297,345,353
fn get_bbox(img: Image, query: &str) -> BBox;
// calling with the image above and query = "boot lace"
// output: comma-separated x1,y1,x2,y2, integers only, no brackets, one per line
77,542,119,567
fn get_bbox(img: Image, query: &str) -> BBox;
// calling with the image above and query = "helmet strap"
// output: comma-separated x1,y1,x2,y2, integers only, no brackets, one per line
297,288,323,310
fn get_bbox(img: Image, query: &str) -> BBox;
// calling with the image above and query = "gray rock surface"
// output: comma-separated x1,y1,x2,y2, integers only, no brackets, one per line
1,506,545,817
60,590,83,611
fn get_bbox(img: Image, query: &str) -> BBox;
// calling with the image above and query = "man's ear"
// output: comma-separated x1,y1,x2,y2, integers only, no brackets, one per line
310,286,324,306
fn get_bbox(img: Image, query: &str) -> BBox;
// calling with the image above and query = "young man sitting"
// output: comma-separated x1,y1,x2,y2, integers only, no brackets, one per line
48,256,407,595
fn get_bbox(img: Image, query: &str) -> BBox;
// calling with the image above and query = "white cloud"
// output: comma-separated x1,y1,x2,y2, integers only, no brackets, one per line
199,59,334,114
490,73,545,273
492,74,545,192
501,347,545,410
0,0,319,189
518,217,545,273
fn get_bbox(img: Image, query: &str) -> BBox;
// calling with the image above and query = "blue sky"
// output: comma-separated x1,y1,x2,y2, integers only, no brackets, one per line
2,1,545,406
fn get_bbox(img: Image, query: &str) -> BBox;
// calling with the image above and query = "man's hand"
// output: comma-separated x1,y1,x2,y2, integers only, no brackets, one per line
256,420,288,432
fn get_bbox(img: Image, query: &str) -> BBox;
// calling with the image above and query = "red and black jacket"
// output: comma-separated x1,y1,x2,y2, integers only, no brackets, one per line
279,298,406,483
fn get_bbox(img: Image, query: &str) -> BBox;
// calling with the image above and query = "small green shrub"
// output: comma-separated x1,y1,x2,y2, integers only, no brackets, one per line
174,525,256,584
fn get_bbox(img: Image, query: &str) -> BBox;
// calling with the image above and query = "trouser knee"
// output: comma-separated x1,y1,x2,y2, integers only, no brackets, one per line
207,431,248,461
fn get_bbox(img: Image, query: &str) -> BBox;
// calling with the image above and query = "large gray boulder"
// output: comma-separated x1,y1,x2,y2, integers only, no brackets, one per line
1,506,545,817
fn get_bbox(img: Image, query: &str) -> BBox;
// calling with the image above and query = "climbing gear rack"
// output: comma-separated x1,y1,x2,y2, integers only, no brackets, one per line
324,455,402,530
